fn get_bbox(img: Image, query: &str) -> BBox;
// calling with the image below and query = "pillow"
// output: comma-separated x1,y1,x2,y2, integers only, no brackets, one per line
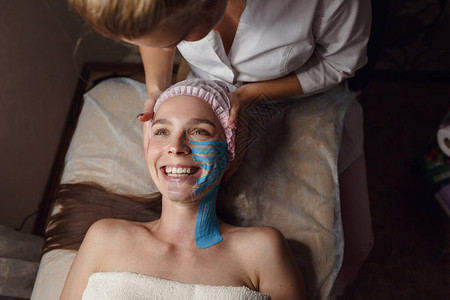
32,78,354,300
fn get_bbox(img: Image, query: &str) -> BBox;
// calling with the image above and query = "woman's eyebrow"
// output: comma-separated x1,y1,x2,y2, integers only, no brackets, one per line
153,118,216,128
152,119,172,126
188,118,217,128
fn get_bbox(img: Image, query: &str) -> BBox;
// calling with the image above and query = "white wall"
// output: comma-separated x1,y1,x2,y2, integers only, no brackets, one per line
0,0,131,233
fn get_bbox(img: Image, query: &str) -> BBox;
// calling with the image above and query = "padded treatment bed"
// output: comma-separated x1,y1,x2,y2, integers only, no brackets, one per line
31,76,355,300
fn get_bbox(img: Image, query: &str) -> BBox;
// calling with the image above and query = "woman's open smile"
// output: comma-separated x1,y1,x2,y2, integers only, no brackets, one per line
160,164,201,181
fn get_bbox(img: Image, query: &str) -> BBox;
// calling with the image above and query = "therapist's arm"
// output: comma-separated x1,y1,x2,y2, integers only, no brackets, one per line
227,73,302,128
138,46,176,122
295,0,371,94
227,0,371,127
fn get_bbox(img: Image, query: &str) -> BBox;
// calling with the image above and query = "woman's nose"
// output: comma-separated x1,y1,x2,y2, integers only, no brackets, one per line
168,135,191,155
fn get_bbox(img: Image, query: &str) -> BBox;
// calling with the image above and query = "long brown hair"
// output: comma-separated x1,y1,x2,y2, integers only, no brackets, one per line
43,182,162,254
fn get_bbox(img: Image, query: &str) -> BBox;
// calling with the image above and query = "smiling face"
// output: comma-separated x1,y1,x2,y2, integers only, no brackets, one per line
144,95,225,204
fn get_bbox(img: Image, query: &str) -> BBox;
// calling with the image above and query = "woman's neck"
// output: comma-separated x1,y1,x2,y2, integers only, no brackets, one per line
150,197,200,247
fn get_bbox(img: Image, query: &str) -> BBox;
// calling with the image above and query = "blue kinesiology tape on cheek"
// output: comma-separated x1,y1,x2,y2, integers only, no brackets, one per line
192,155,226,194
197,169,221,185
199,163,218,171
189,140,228,249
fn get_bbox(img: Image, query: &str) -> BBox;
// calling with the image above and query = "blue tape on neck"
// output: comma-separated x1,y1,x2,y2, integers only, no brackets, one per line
190,140,228,249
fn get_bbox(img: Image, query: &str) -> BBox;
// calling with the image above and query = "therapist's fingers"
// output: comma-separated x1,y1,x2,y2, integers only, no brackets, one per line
137,91,162,122
228,102,240,129
137,99,154,122
227,92,242,129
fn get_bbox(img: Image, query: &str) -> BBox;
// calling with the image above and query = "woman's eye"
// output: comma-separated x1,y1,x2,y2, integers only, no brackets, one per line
154,129,169,136
192,129,210,136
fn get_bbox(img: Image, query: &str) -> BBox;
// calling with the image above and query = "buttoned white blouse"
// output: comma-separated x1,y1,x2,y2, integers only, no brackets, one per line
177,0,371,95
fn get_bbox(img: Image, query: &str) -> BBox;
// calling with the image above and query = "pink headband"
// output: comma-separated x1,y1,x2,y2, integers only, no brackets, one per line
148,78,236,161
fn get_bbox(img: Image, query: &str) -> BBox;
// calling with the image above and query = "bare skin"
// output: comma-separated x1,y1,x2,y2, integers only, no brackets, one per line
60,96,306,300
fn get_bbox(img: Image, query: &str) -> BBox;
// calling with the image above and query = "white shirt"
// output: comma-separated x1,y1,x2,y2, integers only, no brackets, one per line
177,0,371,95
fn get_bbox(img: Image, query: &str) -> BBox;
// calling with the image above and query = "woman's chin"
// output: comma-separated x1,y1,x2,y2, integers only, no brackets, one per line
156,168,221,204
162,182,217,205
164,183,198,204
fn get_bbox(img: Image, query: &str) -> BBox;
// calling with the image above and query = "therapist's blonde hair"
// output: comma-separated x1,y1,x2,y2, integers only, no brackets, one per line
68,0,215,40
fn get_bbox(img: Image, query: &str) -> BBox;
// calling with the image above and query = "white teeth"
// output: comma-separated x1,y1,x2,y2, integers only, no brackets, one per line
164,167,194,176
167,173,187,177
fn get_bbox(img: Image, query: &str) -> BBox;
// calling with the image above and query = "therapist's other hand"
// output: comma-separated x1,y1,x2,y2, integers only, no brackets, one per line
227,92,241,129
137,90,163,122
227,86,254,129
224,88,251,183
227,75,303,128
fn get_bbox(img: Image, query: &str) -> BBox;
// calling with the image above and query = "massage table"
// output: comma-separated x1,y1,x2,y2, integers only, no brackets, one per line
31,63,355,300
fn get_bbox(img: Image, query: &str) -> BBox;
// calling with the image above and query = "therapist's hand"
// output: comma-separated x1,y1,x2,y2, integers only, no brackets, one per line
224,86,252,183
228,74,303,128
137,90,163,122
227,85,256,129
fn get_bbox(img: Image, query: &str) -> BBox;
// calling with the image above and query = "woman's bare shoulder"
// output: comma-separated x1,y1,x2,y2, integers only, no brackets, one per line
84,218,152,247
224,225,305,299
223,224,287,249
87,218,133,235
222,225,291,270
239,226,293,267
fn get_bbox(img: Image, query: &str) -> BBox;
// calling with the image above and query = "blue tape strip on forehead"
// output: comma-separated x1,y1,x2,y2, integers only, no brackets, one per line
189,140,228,249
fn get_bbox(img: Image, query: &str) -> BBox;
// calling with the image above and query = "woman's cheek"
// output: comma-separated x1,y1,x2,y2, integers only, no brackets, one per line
146,143,161,174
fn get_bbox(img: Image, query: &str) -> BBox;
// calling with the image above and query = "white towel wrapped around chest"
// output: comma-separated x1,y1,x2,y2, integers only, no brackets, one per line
82,272,271,300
